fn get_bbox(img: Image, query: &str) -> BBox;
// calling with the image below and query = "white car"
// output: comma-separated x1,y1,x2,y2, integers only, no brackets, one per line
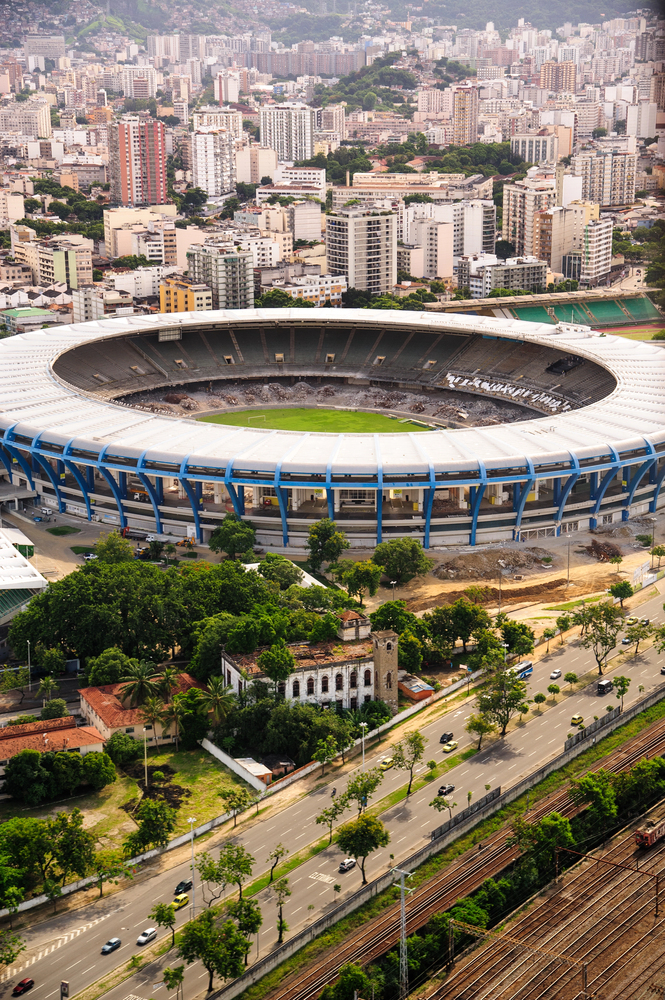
549,669,562,680
82,552,97,561
136,927,157,946
145,535,156,543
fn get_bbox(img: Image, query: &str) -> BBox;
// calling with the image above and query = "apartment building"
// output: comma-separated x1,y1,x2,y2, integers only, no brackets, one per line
236,145,278,185
502,166,557,257
325,208,397,295
191,107,244,140
259,105,317,162
570,149,637,207
159,276,212,313
457,254,548,297
510,129,559,165
186,243,255,309
452,85,479,146
190,127,235,197
265,274,347,307
0,100,51,138
108,117,168,207
539,60,576,93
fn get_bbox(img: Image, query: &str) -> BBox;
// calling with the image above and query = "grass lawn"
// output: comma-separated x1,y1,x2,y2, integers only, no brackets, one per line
46,525,81,536
198,408,429,433
141,747,249,837
71,545,95,555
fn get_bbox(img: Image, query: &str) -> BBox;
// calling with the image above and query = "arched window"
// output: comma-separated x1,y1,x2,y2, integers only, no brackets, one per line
364,669,372,687
335,673,343,691
350,671,357,689
293,679,300,698
322,675,329,693
387,642,393,652
307,677,315,695
386,672,392,690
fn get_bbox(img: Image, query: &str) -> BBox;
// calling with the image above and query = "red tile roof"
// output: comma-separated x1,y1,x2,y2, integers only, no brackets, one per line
79,673,204,729
0,716,74,742
0,724,104,761
338,610,370,622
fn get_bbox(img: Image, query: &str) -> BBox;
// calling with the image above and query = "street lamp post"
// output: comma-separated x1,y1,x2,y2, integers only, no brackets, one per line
502,643,509,663
360,721,368,769
27,639,31,692
390,580,397,601
188,816,197,919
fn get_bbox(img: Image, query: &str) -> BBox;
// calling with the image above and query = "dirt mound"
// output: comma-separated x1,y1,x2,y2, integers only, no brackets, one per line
584,539,622,562
407,574,617,614
592,517,655,539
434,546,556,581
164,393,198,410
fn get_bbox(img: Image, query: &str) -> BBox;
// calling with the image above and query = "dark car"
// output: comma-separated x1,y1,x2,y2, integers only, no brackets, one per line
438,783,455,796
12,981,34,996
174,879,193,895
439,731,454,744
101,938,121,955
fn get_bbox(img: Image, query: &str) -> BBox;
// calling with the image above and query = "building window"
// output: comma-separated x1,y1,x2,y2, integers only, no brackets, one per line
322,675,329,693
293,679,300,698
364,669,372,687
350,671,357,689
350,697,357,710
278,681,286,697
125,727,135,733
387,642,393,652
307,677,315,695
364,694,372,703
386,672,392,690
335,673,343,691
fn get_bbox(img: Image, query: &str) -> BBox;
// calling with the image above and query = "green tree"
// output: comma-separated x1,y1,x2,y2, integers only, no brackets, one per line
373,538,434,585
346,767,384,815
41,698,68,720
610,555,623,573
272,876,291,943
258,553,303,589
81,751,116,791
218,842,255,899
91,849,133,898
2,750,52,806
104,731,142,766
200,676,235,725
477,670,528,736
316,793,350,845
94,530,135,563
195,851,228,908
564,671,578,690
162,965,185,1000
556,615,572,641
652,545,665,567
0,930,25,969
314,734,338,776
465,713,496,750
125,799,177,856
398,630,423,671
161,696,188,752
430,795,456,821
500,619,535,657
570,770,617,832
369,601,425,638
579,602,624,674
336,814,390,885
625,621,653,654
306,518,350,572
209,514,256,560
547,684,560,702
613,674,631,709
140,695,165,751
391,731,425,795
178,910,246,992
257,639,296,691
533,692,546,711
319,964,374,1000
120,659,158,707
332,560,382,604
449,599,491,652
266,842,289,882
542,628,557,653
219,787,253,827
609,581,633,607
36,645,65,676
150,901,177,946
86,648,138,686
309,612,341,644
227,898,263,964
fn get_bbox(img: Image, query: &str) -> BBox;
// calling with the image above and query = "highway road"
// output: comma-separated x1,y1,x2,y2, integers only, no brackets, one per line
4,582,665,1000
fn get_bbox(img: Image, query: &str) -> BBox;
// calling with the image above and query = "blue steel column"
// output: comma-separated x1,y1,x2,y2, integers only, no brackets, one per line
649,462,665,513
2,427,34,488
408,433,436,550
374,435,384,545
469,459,488,546
63,440,93,520
274,435,310,548
178,457,202,542
555,453,581,526
590,448,621,528
623,440,656,520
224,433,277,520
97,444,127,528
512,458,535,540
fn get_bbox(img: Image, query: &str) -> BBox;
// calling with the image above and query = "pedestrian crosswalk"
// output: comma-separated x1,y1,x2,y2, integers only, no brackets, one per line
0,914,111,981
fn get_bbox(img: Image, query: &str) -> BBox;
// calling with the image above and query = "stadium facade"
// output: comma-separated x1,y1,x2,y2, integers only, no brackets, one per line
1,309,665,550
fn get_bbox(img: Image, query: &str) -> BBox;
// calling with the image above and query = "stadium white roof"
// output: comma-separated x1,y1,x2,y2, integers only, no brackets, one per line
0,309,664,477
0,530,47,591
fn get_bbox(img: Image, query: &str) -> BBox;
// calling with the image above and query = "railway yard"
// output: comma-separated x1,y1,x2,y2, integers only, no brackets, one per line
266,713,665,1000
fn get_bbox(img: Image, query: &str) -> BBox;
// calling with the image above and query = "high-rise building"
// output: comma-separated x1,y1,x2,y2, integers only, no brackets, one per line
510,129,559,165
191,107,244,141
108,117,168,207
570,149,637,207
121,66,157,99
325,207,397,295
0,100,51,138
457,254,548,298
259,105,317,162
319,104,346,139
502,166,556,257
625,102,657,138
235,145,278,184
539,61,576,93
190,128,235,198
24,35,65,59
452,85,479,146
410,219,454,279
186,243,255,309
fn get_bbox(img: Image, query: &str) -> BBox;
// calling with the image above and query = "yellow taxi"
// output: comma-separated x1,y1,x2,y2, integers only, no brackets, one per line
441,740,459,754
379,757,394,771
570,714,584,726
173,893,189,910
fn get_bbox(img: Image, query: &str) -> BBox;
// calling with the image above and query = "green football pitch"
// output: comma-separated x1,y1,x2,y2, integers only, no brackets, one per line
198,407,430,433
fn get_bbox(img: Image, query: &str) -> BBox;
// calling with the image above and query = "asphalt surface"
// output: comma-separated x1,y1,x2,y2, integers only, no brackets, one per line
4,582,665,1000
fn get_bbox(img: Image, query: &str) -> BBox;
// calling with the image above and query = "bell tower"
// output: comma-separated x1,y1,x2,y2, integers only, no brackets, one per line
372,630,398,713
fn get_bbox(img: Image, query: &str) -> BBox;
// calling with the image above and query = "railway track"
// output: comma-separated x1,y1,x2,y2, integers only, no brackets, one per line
269,713,665,1000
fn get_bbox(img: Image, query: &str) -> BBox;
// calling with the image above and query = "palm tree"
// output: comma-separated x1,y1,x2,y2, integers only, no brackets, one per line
157,666,179,703
120,659,158,707
38,675,58,706
140,695,166,752
161,695,187,751
200,676,236,726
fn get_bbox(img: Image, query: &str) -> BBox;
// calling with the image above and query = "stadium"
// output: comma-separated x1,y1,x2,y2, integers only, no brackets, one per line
1,307,665,550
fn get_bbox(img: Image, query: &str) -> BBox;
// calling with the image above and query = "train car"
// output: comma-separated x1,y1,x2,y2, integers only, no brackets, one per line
635,817,665,848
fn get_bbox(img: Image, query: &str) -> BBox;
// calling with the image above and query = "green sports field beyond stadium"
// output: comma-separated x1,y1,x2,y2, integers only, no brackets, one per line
198,408,429,432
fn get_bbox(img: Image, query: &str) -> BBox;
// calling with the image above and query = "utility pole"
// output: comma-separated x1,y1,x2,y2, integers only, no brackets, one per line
392,868,413,1000
567,540,571,586
188,816,197,918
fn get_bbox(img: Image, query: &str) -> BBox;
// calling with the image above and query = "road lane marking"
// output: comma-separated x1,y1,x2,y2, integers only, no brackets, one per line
66,960,83,970
81,965,96,975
